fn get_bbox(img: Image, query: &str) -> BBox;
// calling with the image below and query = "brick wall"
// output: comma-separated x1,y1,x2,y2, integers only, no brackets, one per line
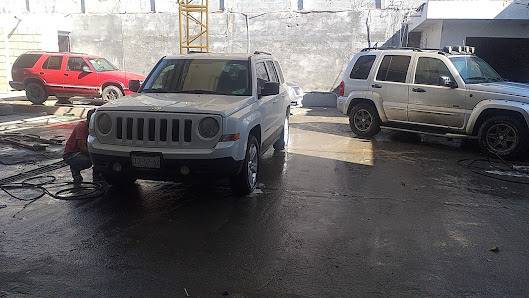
0,23,44,92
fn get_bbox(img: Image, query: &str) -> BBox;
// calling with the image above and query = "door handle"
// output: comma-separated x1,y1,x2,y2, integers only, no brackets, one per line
372,84,382,88
39,72,44,75
64,74,68,76
412,88,426,93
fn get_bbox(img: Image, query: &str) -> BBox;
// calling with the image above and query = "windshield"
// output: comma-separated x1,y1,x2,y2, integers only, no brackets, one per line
142,58,251,96
449,56,503,84
87,58,119,72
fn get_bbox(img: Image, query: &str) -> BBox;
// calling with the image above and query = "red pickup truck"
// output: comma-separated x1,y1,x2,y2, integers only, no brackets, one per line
9,51,145,104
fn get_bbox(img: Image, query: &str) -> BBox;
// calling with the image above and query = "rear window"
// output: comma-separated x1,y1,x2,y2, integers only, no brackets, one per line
376,55,411,83
13,54,43,69
350,55,376,80
42,56,63,70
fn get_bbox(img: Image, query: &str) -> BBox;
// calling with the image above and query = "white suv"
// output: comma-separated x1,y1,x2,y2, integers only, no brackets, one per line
88,52,290,194
337,46,529,158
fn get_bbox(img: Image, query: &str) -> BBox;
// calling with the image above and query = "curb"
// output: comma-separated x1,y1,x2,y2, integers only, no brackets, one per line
10,104,93,117
301,92,337,108
0,104,14,116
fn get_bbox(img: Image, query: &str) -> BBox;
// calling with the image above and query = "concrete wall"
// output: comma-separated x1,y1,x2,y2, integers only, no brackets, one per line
0,0,420,93
419,21,443,49
67,9,408,92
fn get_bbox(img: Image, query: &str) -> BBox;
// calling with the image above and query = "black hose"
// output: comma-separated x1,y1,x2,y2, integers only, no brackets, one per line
1,175,105,202
458,155,529,184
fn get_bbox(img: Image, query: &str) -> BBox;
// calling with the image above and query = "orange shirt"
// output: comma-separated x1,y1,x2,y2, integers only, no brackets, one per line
63,120,89,157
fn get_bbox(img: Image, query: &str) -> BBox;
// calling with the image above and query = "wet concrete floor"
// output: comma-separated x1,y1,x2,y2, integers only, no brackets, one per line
1,107,529,296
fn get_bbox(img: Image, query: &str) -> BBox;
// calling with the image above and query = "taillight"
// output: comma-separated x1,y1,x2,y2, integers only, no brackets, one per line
339,81,345,97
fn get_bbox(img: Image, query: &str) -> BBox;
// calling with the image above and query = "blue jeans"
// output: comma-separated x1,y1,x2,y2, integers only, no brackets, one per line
64,152,92,182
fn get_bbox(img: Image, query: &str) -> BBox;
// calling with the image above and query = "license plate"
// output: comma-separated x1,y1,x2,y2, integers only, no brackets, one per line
131,154,161,169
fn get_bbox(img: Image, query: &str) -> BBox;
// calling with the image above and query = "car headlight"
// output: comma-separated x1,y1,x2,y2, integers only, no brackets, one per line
198,117,219,139
98,113,112,135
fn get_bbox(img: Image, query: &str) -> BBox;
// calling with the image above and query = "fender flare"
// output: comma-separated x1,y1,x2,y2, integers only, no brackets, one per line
23,76,46,87
467,99,529,134
345,91,388,122
100,81,126,93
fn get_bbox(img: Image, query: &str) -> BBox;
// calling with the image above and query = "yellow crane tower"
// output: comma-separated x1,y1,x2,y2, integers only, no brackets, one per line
179,0,209,54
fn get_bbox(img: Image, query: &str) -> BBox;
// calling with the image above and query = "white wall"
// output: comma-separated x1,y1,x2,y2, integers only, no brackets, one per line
419,21,442,48
440,20,529,47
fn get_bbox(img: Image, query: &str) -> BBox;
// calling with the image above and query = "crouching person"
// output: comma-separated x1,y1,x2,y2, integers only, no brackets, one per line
63,109,96,183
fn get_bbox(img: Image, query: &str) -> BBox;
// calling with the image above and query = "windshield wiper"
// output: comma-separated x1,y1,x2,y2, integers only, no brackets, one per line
466,77,487,81
142,88,167,93
487,77,503,82
181,90,222,95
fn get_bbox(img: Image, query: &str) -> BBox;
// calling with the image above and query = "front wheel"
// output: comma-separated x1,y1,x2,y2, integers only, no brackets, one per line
273,114,289,150
349,102,381,138
101,85,123,101
478,116,527,159
230,135,260,195
25,82,48,105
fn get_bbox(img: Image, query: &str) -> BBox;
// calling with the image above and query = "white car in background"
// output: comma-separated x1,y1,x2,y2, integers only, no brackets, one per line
287,82,304,107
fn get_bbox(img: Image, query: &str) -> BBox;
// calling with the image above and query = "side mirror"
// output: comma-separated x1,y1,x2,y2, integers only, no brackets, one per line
439,76,457,88
82,65,93,73
261,81,280,96
129,79,142,92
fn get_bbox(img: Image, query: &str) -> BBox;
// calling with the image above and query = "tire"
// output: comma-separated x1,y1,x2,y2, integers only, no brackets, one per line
101,85,123,101
349,102,381,138
230,135,260,195
102,174,137,187
478,115,527,159
25,82,48,105
273,113,289,150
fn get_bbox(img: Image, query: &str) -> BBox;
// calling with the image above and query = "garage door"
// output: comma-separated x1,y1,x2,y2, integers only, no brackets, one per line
467,37,529,83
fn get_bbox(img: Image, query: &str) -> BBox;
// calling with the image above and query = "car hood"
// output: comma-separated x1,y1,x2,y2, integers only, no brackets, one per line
468,81,529,100
97,93,256,117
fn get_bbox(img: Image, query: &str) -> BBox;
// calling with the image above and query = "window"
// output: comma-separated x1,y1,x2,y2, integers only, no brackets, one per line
67,57,86,71
450,56,503,84
376,55,411,83
274,61,284,83
414,57,454,86
350,55,376,80
266,61,279,83
87,58,118,72
143,59,251,96
42,56,63,70
256,62,269,81
13,54,42,69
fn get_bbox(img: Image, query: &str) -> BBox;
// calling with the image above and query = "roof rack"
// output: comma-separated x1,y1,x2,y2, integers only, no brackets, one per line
360,47,423,52
26,50,89,55
254,50,272,55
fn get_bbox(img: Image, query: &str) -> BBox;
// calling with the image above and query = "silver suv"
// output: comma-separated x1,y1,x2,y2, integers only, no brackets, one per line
337,46,529,158
88,52,290,194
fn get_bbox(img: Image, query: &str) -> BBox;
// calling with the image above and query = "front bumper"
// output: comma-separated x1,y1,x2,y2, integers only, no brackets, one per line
90,152,244,181
88,135,247,181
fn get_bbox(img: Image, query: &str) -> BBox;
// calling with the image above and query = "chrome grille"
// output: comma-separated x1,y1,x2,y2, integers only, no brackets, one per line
97,111,222,149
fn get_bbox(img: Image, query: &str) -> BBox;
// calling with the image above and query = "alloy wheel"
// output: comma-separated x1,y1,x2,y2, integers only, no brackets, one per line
354,109,373,132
